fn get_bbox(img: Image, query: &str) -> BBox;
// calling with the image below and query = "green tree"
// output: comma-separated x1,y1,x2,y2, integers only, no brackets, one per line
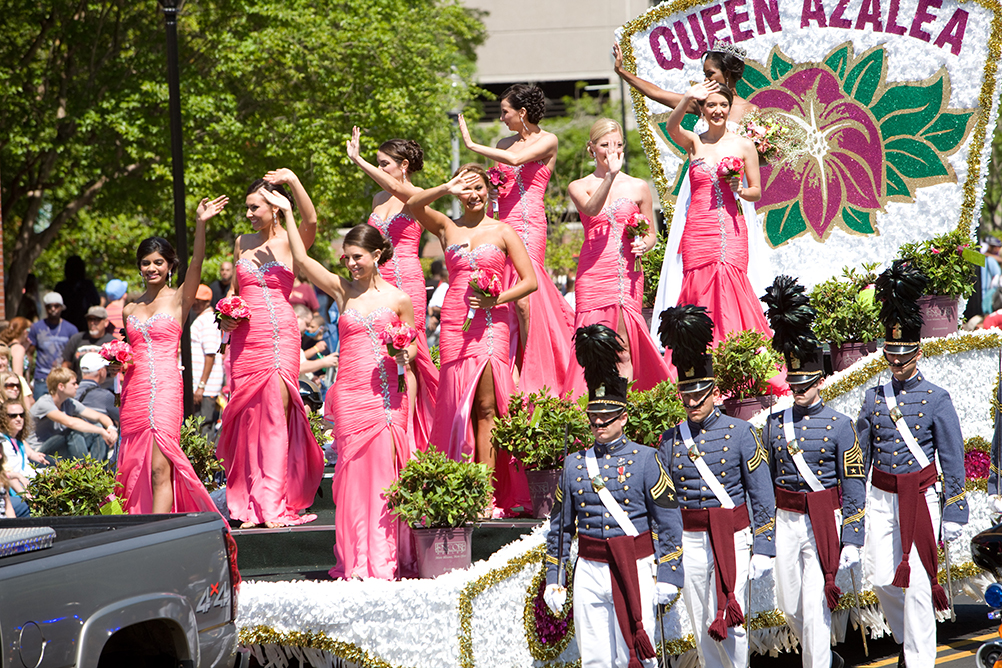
2,0,485,312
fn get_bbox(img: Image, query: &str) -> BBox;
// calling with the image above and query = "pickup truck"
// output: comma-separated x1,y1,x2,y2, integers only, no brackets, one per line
0,513,244,668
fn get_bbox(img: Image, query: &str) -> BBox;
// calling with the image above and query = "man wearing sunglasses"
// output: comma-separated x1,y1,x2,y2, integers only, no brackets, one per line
856,261,968,668
761,277,865,668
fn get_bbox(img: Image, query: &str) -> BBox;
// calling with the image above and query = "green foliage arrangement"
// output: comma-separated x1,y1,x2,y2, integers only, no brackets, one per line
545,223,585,280
896,228,979,298
25,457,121,516
308,411,331,451
492,391,591,471
809,263,883,347
712,330,783,400
624,381,685,448
386,446,493,528
429,345,441,369
180,416,225,492
642,235,668,308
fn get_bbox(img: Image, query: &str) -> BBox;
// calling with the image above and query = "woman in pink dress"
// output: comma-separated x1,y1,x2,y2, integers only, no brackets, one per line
408,165,537,516
118,196,228,515
457,84,575,396
216,169,325,528
663,83,769,346
347,126,438,451
288,220,418,580
562,119,669,398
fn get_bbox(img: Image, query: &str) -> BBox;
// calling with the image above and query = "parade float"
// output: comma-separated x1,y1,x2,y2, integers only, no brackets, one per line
236,0,1002,664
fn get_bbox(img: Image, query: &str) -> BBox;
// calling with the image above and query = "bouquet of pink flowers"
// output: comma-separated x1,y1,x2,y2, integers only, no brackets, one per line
486,167,507,220
464,269,503,331
737,111,806,164
623,211,651,272
100,340,134,368
215,295,251,353
716,156,745,181
380,321,418,392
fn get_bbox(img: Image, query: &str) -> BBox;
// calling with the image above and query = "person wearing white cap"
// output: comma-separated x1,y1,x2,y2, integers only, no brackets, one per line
27,292,78,398
76,352,118,425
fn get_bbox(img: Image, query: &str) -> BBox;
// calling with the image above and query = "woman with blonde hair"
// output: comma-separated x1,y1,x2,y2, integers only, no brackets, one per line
0,317,33,401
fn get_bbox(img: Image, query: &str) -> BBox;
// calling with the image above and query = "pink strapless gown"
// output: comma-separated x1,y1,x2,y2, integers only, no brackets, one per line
216,259,324,526
430,243,531,514
676,158,771,346
367,212,439,451
325,306,413,580
118,314,220,515
564,198,671,398
495,162,576,396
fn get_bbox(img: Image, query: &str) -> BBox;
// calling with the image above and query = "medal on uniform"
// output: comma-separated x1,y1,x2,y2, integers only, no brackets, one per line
788,441,802,456
591,476,606,492
617,466,626,483
687,443,701,461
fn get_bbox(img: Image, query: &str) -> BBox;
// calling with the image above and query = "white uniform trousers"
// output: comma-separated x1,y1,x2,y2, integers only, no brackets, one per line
573,555,657,668
681,527,752,668
864,486,941,668
775,508,837,668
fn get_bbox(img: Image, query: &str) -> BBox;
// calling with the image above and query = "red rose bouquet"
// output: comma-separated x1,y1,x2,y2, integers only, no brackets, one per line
464,269,503,331
215,295,251,353
716,156,744,181
100,340,134,368
486,166,507,220
380,321,417,392
623,211,651,272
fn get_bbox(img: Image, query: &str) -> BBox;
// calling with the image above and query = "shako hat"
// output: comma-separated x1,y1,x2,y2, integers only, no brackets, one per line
659,304,715,392
875,260,927,354
573,324,629,413
761,275,823,386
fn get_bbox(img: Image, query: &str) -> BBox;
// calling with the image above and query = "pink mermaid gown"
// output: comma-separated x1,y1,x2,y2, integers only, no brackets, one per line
429,243,531,515
118,313,220,515
367,212,439,451
563,198,671,398
495,162,576,396
216,259,325,526
326,306,414,579
676,158,771,345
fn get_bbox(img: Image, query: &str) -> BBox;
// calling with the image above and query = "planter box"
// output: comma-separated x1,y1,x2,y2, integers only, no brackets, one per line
413,526,473,578
830,341,879,371
919,294,960,338
722,395,776,421
525,469,561,519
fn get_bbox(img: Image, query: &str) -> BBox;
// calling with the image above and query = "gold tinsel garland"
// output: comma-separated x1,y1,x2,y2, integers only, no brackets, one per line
617,0,1002,240
523,562,576,661
239,626,401,668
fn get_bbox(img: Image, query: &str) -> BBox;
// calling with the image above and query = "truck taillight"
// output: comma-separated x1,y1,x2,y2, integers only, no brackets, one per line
224,530,241,619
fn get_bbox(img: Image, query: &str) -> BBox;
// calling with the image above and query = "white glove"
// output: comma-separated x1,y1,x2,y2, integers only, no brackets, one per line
749,554,774,580
543,584,567,615
993,495,1002,514
654,582,679,605
838,545,861,571
942,521,963,543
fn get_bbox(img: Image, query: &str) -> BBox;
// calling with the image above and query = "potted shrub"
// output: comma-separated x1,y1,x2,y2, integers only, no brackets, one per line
712,329,783,420
897,229,980,337
25,457,122,516
624,380,686,448
808,263,883,371
385,446,493,578
180,416,226,491
492,391,590,518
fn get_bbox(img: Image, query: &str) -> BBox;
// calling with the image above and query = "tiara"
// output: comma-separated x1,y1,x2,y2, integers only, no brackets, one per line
708,39,747,60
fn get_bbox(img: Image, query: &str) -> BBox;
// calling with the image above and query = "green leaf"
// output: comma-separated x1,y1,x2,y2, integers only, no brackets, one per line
885,164,911,197
843,49,884,105
764,202,808,246
737,66,772,95
824,44,851,81
873,77,944,137
885,137,949,179
963,248,987,267
770,51,794,80
921,111,974,153
842,207,875,234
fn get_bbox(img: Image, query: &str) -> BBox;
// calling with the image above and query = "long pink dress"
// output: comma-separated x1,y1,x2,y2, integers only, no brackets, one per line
495,162,576,396
118,313,220,515
367,212,439,451
326,306,414,579
563,198,671,398
676,158,771,345
216,259,324,526
430,242,531,514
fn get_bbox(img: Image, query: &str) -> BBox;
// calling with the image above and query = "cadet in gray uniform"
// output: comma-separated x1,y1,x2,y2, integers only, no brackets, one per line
544,324,683,668
856,261,968,668
761,276,865,668
657,305,776,668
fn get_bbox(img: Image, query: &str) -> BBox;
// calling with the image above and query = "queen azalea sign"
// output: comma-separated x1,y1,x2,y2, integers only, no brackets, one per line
618,0,1002,285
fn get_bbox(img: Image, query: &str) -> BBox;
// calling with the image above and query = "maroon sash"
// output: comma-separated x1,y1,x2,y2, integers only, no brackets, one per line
681,504,750,641
775,486,842,609
871,464,949,611
578,532,657,668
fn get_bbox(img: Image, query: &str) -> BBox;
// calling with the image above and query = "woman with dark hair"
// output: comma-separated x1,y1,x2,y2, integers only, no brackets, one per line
287,218,418,579
408,164,537,517
1,397,40,516
347,126,438,451
456,84,575,398
118,196,228,515
614,40,772,345
216,168,325,528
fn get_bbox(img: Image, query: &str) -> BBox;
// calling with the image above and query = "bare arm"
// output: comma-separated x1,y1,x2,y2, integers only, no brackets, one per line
391,292,420,365
470,227,537,311
11,345,26,379
568,152,623,217
735,139,762,203
300,352,338,374
457,115,557,166
266,169,318,249
407,174,476,237
613,43,700,114
347,126,423,204
179,196,228,320
665,85,714,155
46,408,111,434
276,190,349,309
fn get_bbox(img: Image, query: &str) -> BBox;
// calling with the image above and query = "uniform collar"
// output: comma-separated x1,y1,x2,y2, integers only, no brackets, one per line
594,435,627,456
792,400,825,417
688,408,721,431
891,371,923,392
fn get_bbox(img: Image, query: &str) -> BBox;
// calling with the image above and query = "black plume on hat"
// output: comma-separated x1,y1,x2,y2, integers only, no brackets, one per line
875,260,927,331
573,324,625,394
658,305,714,372
762,275,818,360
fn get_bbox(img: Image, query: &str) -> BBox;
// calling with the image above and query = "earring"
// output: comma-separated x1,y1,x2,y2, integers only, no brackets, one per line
519,116,528,133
